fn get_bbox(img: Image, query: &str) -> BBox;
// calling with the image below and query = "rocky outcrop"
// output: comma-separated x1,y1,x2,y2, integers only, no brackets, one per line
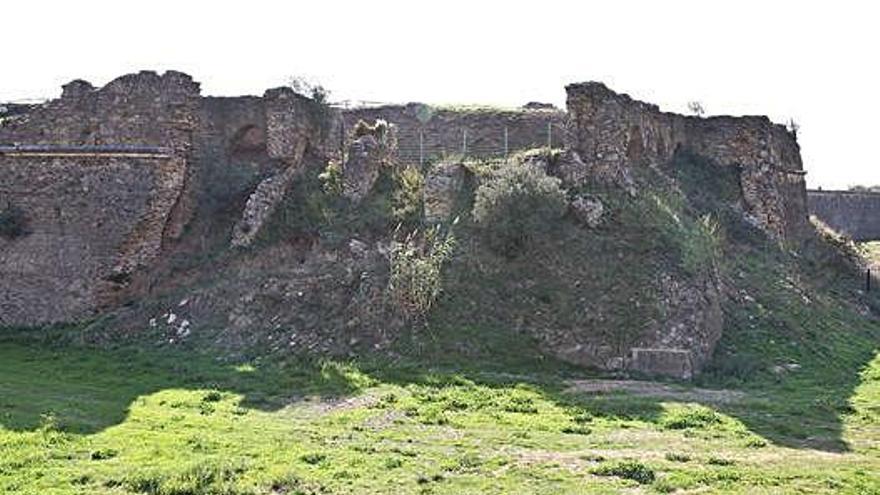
342,135,384,203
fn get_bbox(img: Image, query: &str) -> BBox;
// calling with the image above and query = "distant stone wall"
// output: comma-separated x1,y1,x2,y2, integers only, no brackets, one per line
565,82,810,241
343,104,565,164
808,190,880,241
0,154,182,326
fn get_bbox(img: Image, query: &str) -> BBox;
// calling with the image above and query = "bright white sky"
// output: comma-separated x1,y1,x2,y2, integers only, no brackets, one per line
3,1,877,189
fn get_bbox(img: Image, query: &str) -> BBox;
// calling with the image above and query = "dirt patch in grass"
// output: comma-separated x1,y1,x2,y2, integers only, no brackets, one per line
564,379,745,404
300,391,380,413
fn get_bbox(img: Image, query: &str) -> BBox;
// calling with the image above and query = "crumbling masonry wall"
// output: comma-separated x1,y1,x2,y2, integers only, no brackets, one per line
0,71,330,324
565,82,810,241
0,72,812,341
0,71,201,325
0,154,180,325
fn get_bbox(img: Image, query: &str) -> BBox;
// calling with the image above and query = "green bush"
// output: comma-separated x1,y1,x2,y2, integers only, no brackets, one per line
472,161,567,256
352,119,390,142
388,224,457,320
591,460,655,484
642,192,722,275
392,165,425,225
319,159,343,196
0,203,27,239
660,405,722,430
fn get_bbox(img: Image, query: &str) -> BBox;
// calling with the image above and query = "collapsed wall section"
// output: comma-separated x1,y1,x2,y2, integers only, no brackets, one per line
565,82,810,241
229,88,332,247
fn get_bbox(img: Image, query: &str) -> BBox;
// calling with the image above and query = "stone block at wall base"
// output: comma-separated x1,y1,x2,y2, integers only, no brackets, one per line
629,348,694,380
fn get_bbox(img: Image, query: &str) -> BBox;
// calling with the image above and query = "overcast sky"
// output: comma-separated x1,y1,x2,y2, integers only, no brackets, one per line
3,1,877,189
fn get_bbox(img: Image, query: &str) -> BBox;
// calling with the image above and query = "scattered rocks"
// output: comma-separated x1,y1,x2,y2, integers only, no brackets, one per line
348,238,369,257
771,362,801,375
570,195,604,228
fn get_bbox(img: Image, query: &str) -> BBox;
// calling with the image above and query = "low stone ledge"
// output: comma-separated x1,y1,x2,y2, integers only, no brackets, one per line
629,348,694,380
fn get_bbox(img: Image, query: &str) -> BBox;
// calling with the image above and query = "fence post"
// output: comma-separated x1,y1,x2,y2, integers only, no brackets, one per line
462,129,468,157
547,122,552,150
419,130,424,167
868,269,872,292
504,126,509,157
339,112,346,162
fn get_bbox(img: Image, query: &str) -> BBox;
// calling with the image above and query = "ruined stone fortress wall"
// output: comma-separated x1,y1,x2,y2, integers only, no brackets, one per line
0,71,348,325
0,154,174,324
0,71,812,328
566,82,810,241
808,190,880,241
343,104,565,164
0,71,201,325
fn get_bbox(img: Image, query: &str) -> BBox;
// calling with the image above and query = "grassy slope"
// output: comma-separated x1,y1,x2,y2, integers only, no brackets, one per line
1,238,879,494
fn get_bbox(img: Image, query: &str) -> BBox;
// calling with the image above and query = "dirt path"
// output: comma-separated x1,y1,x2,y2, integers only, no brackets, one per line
564,379,745,404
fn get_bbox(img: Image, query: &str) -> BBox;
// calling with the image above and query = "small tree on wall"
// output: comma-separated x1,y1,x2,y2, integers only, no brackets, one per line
287,75,330,105
287,75,334,144
687,101,705,116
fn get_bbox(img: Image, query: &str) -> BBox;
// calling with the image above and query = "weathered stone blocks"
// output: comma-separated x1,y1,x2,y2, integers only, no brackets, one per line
424,161,465,223
565,81,809,241
630,348,694,380
0,155,181,325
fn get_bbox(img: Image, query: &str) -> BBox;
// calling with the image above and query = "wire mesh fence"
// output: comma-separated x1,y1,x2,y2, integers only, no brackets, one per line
338,102,567,166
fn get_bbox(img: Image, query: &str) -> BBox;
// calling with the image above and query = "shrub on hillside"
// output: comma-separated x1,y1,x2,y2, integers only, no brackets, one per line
643,192,722,275
591,460,655,484
319,159,344,196
352,119,391,142
392,165,425,225
387,223,457,321
472,161,567,256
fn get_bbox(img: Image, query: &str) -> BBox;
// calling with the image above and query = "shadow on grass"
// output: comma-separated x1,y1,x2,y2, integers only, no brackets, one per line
0,328,363,434
2,243,878,454
368,318,879,453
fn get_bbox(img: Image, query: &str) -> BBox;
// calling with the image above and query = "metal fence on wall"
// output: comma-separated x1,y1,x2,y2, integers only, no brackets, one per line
335,100,568,167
